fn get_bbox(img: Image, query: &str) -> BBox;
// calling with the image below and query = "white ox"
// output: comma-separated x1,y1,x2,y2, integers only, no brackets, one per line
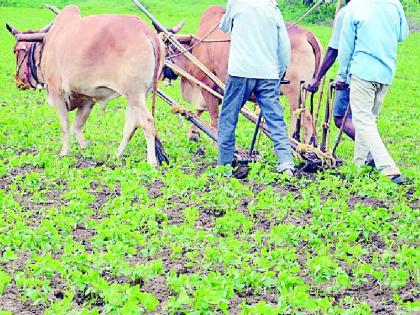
7,5,167,167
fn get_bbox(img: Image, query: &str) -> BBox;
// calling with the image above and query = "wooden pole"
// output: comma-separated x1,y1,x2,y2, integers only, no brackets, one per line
131,0,226,91
164,61,224,100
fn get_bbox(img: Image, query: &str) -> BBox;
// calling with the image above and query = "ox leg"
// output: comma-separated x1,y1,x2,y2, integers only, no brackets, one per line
280,81,299,141
117,95,158,167
302,109,315,145
116,103,138,158
188,109,204,142
201,90,220,133
55,103,71,157
72,102,94,149
284,85,314,144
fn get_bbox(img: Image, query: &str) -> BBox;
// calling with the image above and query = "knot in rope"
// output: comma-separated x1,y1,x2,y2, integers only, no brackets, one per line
171,104,192,116
293,108,306,118
292,139,337,168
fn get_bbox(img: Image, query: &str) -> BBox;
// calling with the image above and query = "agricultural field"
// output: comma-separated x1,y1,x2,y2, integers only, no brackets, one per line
0,1,419,314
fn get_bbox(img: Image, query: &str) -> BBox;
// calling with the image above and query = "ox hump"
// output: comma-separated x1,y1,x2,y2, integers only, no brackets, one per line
59,5,81,19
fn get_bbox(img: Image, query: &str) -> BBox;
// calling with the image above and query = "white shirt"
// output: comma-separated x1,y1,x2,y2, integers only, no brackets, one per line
220,0,291,79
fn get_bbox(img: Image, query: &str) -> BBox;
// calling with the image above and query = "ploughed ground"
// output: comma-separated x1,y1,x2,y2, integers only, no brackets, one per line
0,153,418,314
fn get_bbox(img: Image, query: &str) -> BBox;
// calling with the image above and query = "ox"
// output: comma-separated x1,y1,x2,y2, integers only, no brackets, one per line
6,5,167,167
160,5,321,144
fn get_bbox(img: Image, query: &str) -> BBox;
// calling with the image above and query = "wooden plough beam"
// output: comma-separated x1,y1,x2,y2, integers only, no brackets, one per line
157,89,262,165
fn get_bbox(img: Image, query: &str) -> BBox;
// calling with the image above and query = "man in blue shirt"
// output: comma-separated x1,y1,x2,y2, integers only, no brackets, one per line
307,0,355,140
337,0,409,184
218,0,294,175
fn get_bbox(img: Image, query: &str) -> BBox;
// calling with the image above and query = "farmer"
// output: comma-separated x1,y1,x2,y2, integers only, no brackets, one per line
218,0,294,175
337,0,409,184
307,0,355,141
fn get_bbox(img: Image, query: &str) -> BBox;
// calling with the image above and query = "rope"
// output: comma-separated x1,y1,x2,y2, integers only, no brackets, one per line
293,108,307,118
292,139,337,168
171,104,192,116
166,23,230,59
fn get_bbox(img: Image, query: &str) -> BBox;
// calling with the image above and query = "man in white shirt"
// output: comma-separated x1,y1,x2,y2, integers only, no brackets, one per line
218,0,294,175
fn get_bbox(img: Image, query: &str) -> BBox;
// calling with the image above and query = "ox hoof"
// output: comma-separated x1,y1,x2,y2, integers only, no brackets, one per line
150,162,159,169
59,150,70,158
79,141,91,149
188,131,200,142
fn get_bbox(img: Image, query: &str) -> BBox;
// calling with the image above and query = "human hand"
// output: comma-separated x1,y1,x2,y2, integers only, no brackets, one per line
335,81,349,91
306,78,320,93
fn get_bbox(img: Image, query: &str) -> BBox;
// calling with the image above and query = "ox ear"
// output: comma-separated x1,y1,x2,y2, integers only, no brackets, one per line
6,23,18,36
169,21,185,34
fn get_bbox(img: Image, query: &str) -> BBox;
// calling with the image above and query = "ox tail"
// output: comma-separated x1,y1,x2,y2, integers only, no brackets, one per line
150,36,169,165
306,31,322,79
150,36,161,118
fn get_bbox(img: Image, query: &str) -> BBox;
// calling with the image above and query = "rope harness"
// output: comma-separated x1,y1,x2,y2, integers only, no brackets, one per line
165,23,230,60
14,42,44,90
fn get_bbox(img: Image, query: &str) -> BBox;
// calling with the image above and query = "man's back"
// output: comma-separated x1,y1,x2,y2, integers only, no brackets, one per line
220,0,290,80
338,0,409,84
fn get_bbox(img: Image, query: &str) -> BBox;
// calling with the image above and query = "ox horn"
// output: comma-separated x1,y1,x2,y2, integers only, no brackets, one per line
5,23,19,36
38,22,53,33
169,21,185,34
16,33,46,42
44,3,60,14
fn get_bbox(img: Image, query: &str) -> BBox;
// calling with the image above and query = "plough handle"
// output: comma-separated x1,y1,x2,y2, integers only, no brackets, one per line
332,101,351,157
294,80,306,142
320,79,335,152
249,110,264,155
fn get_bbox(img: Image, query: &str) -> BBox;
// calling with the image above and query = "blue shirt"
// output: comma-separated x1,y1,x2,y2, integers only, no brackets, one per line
328,6,347,50
337,0,409,85
329,6,351,84
220,0,291,80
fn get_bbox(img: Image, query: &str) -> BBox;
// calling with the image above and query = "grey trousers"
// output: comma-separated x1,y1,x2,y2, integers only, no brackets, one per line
350,75,400,176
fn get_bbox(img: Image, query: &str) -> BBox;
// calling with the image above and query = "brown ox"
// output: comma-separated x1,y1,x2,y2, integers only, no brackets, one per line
6,5,167,167
162,5,322,144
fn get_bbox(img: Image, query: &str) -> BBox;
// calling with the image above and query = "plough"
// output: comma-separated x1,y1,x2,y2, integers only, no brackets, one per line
132,0,343,172
157,90,261,166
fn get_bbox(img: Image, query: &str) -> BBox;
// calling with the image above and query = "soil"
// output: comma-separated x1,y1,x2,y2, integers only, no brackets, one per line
0,251,46,315
1,159,418,314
